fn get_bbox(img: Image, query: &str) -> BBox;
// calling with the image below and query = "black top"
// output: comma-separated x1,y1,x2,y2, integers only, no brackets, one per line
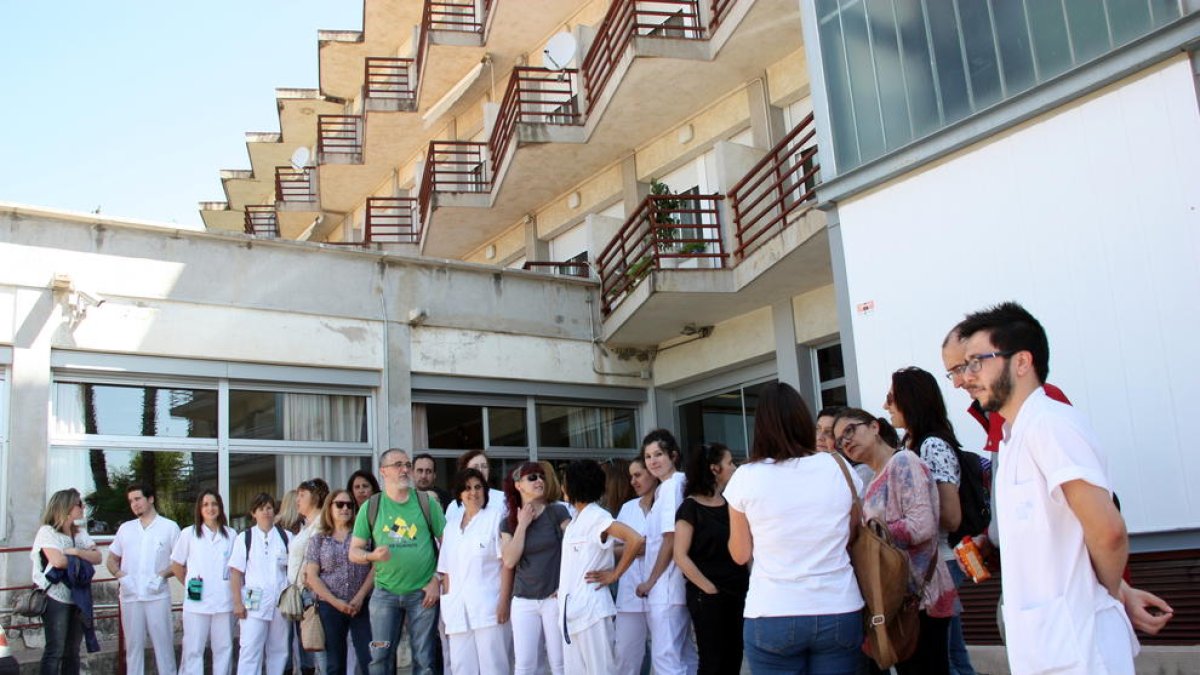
675,498,749,596
501,503,571,599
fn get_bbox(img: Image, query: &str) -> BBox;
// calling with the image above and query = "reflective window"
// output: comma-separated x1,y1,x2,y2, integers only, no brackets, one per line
53,382,217,438
677,380,776,458
816,343,848,409
229,390,368,442
227,453,370,530
537,405,636,449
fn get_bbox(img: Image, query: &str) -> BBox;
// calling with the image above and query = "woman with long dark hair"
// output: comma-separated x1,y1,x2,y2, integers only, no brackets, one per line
674,442,748,675
500,462,571,675
33,488,101,675
170,489,237,675
834,407,957,674
725,383,864,672
305,489,373,675
346,470,380,508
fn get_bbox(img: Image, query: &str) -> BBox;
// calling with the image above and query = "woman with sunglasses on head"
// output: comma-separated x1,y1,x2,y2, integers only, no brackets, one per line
674,442,749,675
33,488,101,675
500,462,572,675
613,458,658,675
304,490,374,675
438,468,510,675
171,489,237,675
833,407,957,675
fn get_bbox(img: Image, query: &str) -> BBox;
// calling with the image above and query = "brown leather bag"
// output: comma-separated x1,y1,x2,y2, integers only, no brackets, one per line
832,454,936,670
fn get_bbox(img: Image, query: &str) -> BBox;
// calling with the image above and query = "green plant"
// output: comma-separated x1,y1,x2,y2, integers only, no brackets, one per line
625,256,652,281
680,241,707,254
649,178,680,251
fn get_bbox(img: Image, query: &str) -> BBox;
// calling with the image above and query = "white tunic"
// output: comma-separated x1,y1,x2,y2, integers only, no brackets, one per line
644,472,686,607
558,503,616,635
109,514,181,602
437,505,504,635
171,524,237,614
613,498,650,614
227,525,292,621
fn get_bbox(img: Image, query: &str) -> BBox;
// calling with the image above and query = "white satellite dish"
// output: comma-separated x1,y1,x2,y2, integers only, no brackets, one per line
543,32,577,71
290,146,311,171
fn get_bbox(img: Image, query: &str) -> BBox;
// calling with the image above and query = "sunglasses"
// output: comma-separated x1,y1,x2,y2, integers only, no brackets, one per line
523,473,545,483
332,501,354,509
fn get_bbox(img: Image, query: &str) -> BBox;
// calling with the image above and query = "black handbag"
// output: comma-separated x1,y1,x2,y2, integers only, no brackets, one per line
15,587,48,617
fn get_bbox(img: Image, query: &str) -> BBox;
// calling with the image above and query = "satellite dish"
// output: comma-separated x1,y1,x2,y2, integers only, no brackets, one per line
543,32,577,71
290,146,311,171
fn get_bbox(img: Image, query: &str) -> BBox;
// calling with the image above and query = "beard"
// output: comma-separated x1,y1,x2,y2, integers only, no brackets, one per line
980,362,1014,413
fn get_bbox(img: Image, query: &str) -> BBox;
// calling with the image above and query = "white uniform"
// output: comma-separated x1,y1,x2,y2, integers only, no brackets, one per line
558,503,617,675
438,505,510,675
643,472,697,675
613,499,650,675
229,525,292,675
109,514,181,675
996,389,1138,675
171,524,236,675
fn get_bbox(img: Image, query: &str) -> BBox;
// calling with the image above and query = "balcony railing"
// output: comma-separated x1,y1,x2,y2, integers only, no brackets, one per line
728,112,819,259
582,0,705,109
596,193,725,315
417,140,491,220
710,0,736,30
275,166,316,204
317,115,363,162
522,261,592,278
425,0,491,33
244,205,280,238
364,57,417,107
366,197,421,243
489,67,582,172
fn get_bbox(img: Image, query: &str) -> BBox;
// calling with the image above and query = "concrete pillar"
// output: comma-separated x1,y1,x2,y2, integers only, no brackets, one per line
746,76,784,150
826,209,861,407
771,300,802,394
621,153,648,215
524,215,549,262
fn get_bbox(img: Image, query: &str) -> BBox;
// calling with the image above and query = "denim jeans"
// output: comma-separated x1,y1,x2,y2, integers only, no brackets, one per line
945,562,976,675
368,587,439,675
743,611,863,675
40,597,83,675
317,600,372,675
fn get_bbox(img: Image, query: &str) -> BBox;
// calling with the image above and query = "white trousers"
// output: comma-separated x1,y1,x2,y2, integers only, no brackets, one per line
613,611,649,675
121,595,177,675
237,609,290,675
564,618,614,675
511,597,563,675
181,611,233,675
647,604,697,675
448,624,511,675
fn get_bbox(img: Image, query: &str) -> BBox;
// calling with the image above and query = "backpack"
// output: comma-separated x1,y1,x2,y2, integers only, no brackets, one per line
948,448,990,547
366,490,439,556
242,523,290,567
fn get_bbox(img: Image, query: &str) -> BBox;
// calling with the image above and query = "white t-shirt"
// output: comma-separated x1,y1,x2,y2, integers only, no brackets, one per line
644,471,686,607
444,488,507,524
437,505,504,635
996,389,1138,674
287,521,318,584
31,526,96,605
171,524,237,614
915,436,961,562
614,498,651,613
228,525,292,621
109,514,181,601
724,453,864,618
558,503,616,635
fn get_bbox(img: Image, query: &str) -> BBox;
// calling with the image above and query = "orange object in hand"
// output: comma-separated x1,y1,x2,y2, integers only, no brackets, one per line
955,537,992,583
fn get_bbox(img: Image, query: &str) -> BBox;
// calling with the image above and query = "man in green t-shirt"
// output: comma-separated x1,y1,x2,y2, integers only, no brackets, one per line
350,448,446,675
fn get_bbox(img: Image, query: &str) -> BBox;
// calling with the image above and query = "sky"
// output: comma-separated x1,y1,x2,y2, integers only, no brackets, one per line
0,2,363,229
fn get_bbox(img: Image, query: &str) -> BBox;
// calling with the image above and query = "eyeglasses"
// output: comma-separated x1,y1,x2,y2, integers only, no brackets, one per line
523,474,545,483
836,422,866,449
332,501,354,510
953,351,1015,377
382,461,412,470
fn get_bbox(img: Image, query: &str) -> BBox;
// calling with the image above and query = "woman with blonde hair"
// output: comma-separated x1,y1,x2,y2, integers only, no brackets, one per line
276,489,302,534
33,488,101,675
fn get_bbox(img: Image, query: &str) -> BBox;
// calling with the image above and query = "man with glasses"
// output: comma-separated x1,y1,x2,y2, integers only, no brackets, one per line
954,302,1138,674
350,448,447,675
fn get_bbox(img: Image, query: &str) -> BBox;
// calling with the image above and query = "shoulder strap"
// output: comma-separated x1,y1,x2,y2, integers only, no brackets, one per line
415,490,439,556
274,524,290,553
243,528,252,568
831,453,863,510
367,493,381,550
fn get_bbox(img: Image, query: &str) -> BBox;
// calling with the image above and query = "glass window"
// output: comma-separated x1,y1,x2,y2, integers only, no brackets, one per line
227,453,370,530
426,404,484,450
489,407,528,446
53,382,217,438
537,404,636,449
229,390,368,442
677,379,777,458
816,343,848,410
48,447,218,536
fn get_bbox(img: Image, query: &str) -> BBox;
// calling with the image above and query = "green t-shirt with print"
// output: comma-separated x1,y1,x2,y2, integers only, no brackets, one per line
352,490,446,595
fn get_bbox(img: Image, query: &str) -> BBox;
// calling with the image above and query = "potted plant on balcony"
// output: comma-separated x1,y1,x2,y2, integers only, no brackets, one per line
626,179,683,284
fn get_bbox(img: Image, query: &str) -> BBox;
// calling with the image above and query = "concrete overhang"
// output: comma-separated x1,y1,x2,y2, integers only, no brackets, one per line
318,0,418,100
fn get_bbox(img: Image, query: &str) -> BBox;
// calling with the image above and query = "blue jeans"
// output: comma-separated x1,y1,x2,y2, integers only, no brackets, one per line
743,611,863,675
946,562,976,675
368,587,439,675
40,597,83,675
317,600,372,675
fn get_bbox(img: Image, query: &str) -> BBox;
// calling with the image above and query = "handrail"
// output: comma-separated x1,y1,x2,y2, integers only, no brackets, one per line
274,166,315,203
595,193,725,316
364,57,417,105
728,112,820,259
710,0,736,31
425,0,490,33
366,197,420,244
581,0,705,110
317,114,363,161
417,141,490,223
243,205,279,238
489,67,582,173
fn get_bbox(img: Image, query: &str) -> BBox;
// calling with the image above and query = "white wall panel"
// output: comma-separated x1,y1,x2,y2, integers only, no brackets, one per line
836,58,1200,534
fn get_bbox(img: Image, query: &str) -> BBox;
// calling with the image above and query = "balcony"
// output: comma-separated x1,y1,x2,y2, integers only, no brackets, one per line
275,166,317,205
364,57,418,112
417,141,491,232
426,0,491,35
489,66,583,171
365,197,421,244
243,205,280,238
317,115,364,164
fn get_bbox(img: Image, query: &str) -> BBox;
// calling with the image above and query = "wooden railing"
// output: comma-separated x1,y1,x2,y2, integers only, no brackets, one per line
243,205,280,238
728,112,819,259
317,115,363,161
522,261,592,278
364,57,417,106
417,140,491,221
274,166,315,203
596,193,725,315
489,67,582,172
581,0,705,109
366,197,420,243
425,0,491,33
710,0,736,30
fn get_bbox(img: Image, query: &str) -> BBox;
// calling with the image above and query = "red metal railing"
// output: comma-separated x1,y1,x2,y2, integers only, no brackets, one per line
710,0,736,30
425,0,491,33
366,197,420,243
582,0,705,109
274,166,316,203
728,111,819,259
522,261,592,278
417,141,491,222
596,193,725,315
489,67,582,172
317,115,363,161
243,205,280,238
364,57,417,106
